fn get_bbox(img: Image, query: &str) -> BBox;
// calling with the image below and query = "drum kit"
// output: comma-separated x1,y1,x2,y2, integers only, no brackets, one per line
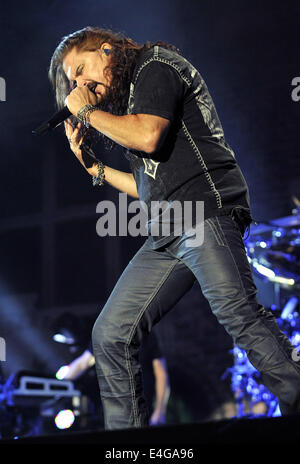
228,208,300,417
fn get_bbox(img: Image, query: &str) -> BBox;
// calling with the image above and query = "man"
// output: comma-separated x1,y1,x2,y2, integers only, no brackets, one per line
48,26,300,430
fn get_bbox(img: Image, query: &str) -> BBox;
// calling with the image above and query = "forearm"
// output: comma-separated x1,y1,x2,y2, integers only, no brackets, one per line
66,87,170,154
153,359,170,414
154,377,170,414
64,359,86,380
89,163,139,199
89,110,163,154
64,352,95,380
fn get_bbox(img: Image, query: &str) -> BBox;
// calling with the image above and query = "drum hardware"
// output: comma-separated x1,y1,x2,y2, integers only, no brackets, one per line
227,208,300,417
0,373,81,438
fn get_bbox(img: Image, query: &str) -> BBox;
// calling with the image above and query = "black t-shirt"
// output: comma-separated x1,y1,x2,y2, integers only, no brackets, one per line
125,45,252,249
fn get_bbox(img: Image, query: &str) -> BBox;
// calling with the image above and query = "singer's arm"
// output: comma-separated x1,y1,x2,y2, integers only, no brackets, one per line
88,111,170,154
91,164,139,199
65,86,170,154
65,120,139,198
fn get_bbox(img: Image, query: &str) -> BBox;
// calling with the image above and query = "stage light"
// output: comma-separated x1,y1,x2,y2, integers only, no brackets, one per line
291,331,300,346
271,276,295,286
0,288,59,373
53,333,66,343
250,259,295,286
258,241,267,248
281,297,298,320
55,365,70,380
54,409,75,430
51,313,84,346
253,262,275,279
53,330,75,345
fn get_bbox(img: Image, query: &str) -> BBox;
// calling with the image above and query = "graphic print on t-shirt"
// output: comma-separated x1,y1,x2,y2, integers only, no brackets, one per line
143,158,160,179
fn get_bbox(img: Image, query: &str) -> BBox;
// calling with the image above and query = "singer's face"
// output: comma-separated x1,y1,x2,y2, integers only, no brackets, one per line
63,43,112,102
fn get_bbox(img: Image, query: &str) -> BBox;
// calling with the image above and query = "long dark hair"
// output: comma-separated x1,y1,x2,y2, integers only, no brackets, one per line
48,26,180,150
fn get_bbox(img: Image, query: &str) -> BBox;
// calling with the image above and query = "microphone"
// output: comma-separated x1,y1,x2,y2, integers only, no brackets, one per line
32,106,72,136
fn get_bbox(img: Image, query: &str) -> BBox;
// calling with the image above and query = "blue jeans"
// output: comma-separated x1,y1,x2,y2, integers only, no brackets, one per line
92,213,300,429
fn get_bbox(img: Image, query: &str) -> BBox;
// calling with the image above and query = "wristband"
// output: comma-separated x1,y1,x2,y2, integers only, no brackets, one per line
92,159,105,187
77,104,98,127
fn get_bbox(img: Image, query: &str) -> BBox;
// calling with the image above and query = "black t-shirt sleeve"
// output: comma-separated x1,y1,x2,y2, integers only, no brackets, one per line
130,60,183,122
140,331,163,364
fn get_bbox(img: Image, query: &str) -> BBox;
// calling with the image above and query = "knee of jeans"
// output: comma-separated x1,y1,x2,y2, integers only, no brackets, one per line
92,314,116,353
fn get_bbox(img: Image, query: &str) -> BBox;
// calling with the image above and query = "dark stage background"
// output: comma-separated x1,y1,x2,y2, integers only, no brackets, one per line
0,0,300,429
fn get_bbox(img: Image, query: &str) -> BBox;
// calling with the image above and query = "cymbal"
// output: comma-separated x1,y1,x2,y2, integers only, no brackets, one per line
247,215,300,239
247,223,275,236
269,214,300,228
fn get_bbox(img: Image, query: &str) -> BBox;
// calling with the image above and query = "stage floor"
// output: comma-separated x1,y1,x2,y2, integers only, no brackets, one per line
1,415,300,445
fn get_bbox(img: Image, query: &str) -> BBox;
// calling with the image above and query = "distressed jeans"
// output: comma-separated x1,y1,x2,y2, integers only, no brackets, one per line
92,212,300,429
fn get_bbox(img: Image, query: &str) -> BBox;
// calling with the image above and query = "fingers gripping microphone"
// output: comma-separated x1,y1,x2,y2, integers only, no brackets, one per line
33,48,111,136
32,106,72,136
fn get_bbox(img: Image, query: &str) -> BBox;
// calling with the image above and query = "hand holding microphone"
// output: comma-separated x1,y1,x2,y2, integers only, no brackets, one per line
65,85,98,119
32,84,99,136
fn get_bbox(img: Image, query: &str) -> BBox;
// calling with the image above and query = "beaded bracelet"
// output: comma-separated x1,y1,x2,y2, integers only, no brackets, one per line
77,104,98,127
92,159,105,187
